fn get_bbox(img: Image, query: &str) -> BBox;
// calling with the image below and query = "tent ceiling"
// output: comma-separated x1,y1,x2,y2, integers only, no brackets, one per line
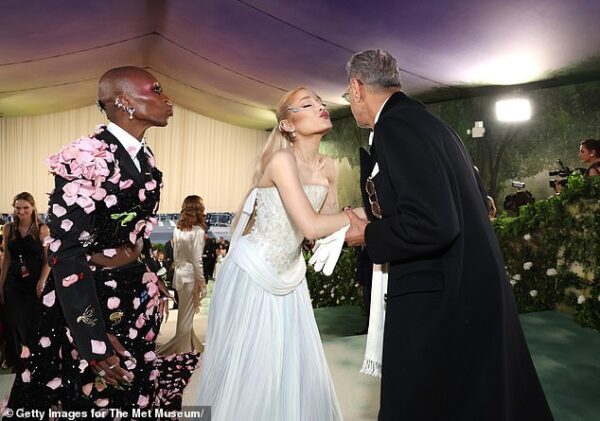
1,0,599,129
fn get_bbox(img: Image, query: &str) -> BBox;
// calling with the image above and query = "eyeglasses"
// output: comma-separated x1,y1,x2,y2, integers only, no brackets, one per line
341,91,351,103
365,176,382,219
287,99,326,113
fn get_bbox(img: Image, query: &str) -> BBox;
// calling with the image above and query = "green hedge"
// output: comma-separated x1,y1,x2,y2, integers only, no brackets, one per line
493,174,600,331
306,174,600,332
305,247,363,309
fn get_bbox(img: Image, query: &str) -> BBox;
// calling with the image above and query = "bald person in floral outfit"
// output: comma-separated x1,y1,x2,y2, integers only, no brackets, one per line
5,67,198,416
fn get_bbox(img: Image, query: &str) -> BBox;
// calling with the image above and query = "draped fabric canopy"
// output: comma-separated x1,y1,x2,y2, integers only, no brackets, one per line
0,105,268,213
1,0,599,129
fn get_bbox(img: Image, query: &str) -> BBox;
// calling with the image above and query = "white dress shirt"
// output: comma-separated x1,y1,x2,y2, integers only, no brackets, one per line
106,122,145,172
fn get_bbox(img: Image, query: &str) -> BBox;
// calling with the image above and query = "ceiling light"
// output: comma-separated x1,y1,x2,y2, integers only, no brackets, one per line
495,98,531,122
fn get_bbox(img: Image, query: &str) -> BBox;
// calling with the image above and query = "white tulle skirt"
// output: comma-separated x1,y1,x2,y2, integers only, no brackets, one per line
192,240,343,421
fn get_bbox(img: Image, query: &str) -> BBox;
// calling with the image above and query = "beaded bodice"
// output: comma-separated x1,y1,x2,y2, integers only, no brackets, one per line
245,185,328,275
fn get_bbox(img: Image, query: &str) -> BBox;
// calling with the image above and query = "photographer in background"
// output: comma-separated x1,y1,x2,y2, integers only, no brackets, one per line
579,138,600,177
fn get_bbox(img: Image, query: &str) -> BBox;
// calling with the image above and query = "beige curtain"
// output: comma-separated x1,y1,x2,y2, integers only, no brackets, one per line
0,105,268,213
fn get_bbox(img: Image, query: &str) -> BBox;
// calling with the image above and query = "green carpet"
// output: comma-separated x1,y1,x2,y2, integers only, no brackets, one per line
315,306,600,421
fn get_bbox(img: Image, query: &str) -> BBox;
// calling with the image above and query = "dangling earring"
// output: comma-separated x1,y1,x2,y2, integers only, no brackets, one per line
127,107,135,120
290,129,296,139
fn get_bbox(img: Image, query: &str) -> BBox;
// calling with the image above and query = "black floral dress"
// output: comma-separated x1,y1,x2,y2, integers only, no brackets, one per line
5,126,198,419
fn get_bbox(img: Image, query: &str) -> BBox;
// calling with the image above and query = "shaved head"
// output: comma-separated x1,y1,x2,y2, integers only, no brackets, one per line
97,66,155,110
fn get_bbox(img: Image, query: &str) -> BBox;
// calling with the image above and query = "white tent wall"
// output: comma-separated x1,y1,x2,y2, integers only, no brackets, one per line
0,105,268,214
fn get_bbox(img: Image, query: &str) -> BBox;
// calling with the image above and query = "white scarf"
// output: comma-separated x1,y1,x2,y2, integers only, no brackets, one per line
360,263,388,377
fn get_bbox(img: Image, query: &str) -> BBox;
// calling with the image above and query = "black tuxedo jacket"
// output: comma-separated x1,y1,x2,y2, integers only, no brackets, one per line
362,92,553,420
47,127,161,361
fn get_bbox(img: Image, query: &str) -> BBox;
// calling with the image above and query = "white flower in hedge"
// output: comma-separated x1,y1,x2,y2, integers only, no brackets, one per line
509,279,517,286
598,294,600,302
529,290,538,298
546,268,558,276
523,234,532,241
513,274,521,281
319,290,324,295
577,295,586,304
523,262,533,270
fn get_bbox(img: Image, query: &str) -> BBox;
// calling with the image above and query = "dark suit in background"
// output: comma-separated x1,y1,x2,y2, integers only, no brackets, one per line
362,92,553,420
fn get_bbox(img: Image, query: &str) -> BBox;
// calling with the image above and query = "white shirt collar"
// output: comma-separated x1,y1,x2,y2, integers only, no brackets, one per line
368,94,393,146
106,122,144,159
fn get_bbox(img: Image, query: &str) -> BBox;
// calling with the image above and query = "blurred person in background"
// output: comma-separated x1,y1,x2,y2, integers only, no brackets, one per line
158,195,207,354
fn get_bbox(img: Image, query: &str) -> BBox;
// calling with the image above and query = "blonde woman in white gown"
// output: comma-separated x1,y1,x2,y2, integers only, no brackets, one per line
158,195,206,354
194,87,354,420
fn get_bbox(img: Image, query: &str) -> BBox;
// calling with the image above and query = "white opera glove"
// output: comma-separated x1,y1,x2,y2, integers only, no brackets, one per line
308,225,350,276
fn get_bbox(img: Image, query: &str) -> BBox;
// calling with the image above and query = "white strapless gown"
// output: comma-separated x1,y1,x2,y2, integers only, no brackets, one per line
191,185,343,421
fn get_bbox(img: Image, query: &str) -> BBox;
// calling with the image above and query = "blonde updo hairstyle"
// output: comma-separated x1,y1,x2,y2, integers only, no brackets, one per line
230,87,307,231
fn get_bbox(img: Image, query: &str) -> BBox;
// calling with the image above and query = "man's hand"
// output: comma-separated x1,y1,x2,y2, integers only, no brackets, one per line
345,209,368,246
91,334,134,387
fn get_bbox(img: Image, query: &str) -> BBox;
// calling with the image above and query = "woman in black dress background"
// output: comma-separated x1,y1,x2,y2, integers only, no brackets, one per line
0,192,50,370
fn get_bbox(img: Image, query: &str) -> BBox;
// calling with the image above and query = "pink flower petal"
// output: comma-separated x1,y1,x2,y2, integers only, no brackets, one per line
62,274,79,287
104,280,117,289
135,314,146,329
78,360,88,373
128,328,138,339
62,193,77,206
107,297,120,310
138,189,146,202
144,351,156,362
104,195,117,208
76,196,95,214
78,231,90,241
46,377,62,390
52,204,67,217
95,398,109,407
39,337,51,348
82,383,93,396
137,395,149,408
42,290,56,307
119,179,134,189
103,248,117,258
65,327,73,343
125,360,136,370
21,369,31,383
144,180,157,191
60,219,73,232
20,346,30,359
71,349,79,359
149,369,160,381
91,340,107,355
49,239,62,252
133,297,141,309
144,330,155,342
91,187,107,201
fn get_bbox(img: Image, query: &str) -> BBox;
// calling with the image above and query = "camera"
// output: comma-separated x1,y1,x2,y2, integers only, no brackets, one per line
548,159,572,189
